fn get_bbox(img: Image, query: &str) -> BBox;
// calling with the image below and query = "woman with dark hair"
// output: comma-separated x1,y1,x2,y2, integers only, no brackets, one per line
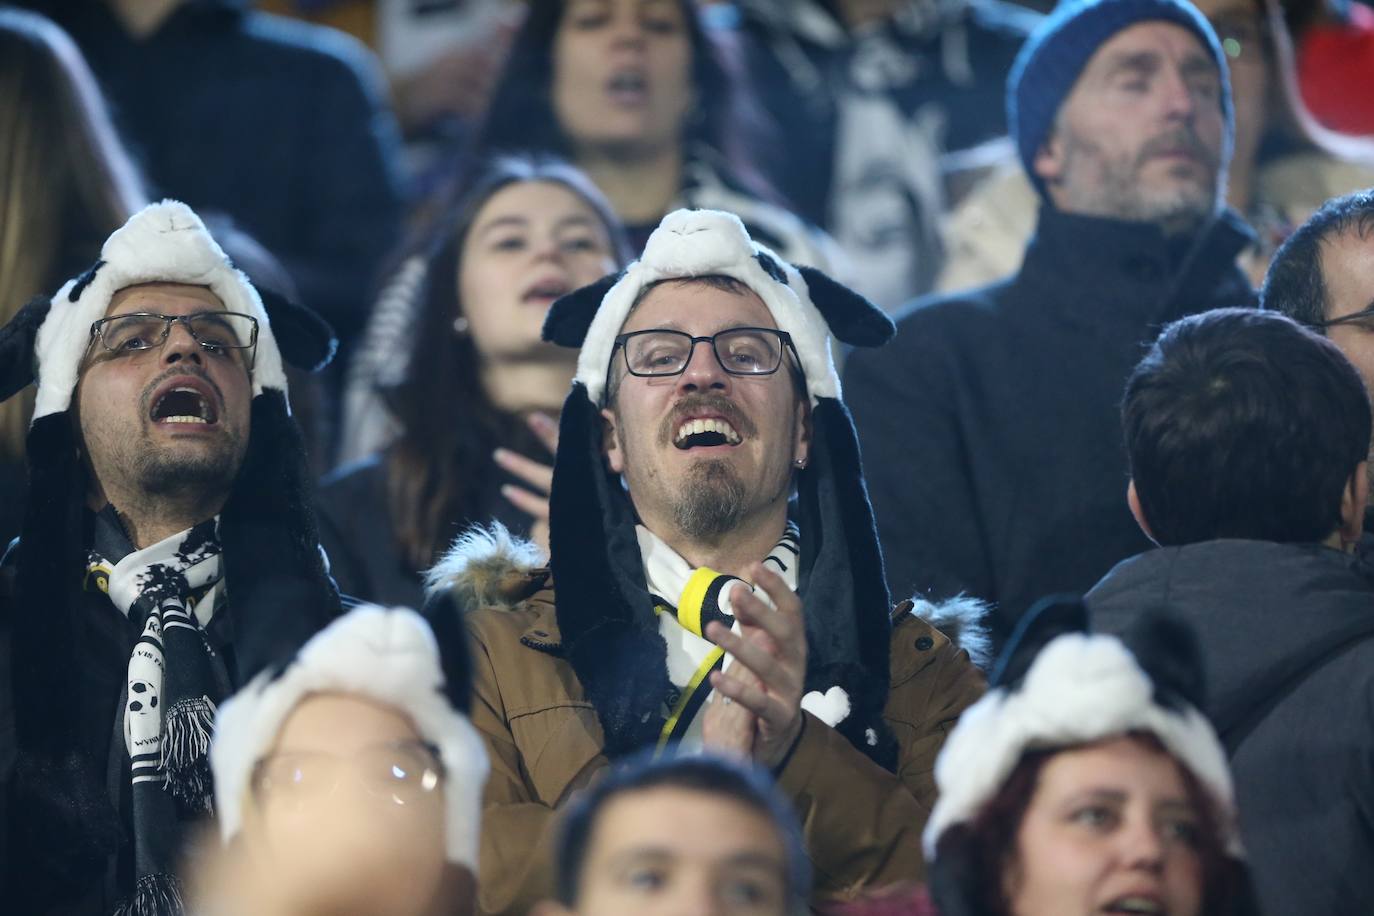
0,7,147,547
320,155,629,607
469,0,835,267
831,598,1261,916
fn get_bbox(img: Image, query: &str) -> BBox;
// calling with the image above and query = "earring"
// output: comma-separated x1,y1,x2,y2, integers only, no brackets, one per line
794,458,807,469
452,316,469,335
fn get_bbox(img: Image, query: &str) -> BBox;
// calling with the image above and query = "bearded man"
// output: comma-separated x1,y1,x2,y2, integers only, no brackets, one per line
845,0,1258,646
0,201,339,915
426,209,988,915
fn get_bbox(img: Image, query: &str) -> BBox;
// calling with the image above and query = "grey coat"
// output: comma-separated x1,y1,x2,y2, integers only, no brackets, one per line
1088,539,1374,916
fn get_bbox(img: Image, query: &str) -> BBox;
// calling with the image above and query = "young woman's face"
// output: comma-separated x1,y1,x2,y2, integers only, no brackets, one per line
551,0,694,157
1004,736,1207,916
458,180,618,363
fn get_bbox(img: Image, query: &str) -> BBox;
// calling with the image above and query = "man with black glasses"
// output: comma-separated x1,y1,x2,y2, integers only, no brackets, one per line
426,209,988,915
0,201,339,915
1263,190,1374,495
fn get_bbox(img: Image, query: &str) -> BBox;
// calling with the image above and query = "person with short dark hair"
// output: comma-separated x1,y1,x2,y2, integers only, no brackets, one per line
534,753,809,916
1088,307,1374,915
1261,190,1374,550
845,0,1257,649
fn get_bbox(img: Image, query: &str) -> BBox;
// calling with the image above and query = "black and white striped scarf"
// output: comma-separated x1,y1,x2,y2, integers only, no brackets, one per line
87,517,226,916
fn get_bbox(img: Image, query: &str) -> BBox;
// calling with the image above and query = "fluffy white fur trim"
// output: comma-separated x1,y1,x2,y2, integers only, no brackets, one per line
33,200,288,420
424,521,546,597
922,633,1240,859
211,605,490,870
575,209,839,406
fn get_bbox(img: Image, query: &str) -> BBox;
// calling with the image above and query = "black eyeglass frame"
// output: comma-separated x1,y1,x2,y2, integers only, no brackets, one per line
611,326,801,379
1310,308,1374,332
88,311,260,369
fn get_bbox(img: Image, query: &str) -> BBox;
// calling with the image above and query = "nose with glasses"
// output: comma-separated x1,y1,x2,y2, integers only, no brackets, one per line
613,327,799,379
88,312,260,368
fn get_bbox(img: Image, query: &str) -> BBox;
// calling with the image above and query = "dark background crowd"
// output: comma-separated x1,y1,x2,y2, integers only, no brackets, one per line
5,0,1374,913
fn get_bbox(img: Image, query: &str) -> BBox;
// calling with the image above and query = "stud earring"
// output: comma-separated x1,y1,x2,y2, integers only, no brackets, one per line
794,458,807,469
453,316,469,335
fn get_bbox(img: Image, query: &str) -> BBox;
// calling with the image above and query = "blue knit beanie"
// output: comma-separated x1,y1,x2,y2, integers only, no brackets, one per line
1008,0,1233,199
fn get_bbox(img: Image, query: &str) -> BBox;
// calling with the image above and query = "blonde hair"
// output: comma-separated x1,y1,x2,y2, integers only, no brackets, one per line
0,9,146,459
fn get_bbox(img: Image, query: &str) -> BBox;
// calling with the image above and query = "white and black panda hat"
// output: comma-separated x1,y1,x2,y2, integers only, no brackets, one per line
211,603,490,870
0,201,340,881
533,208,900,766
925,597,1257,916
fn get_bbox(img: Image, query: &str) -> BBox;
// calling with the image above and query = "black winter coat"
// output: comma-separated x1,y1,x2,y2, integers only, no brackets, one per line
1087,540,1374,916
844,206,1255,644
315,454,533,609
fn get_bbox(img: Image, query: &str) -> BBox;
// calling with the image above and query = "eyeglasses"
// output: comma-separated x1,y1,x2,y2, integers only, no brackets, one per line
88,312,259,367
1310,308,1374,331
250,740,445,812
613,327,798,378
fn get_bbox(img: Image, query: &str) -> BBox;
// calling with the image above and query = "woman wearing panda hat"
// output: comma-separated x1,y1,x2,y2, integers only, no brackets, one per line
426,207,989,913
0,201,340,915
910,596,1262,916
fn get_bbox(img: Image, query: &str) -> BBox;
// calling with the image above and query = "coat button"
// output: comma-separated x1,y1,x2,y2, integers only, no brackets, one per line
915,635,934,651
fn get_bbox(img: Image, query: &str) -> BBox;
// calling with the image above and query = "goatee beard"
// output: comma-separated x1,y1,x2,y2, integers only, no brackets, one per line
672,458,747,544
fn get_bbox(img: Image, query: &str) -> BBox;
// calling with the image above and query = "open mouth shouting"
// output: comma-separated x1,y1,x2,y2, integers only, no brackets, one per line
147,375,220,428
665,395,755,451
673,416,742,449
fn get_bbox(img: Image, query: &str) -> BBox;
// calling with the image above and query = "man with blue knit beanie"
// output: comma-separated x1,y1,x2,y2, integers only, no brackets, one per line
846,0,1257,647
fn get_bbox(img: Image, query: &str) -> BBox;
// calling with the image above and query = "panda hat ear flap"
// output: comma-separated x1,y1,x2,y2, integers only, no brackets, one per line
420,587,477,716
1122,607,1209,713
0,295,53,402
256,286,337,373
989,594,1089,689
795,264,895,348
544,271,625,348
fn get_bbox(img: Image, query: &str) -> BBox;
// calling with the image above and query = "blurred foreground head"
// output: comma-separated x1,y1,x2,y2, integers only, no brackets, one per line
535,752,810,916
205,604,489,916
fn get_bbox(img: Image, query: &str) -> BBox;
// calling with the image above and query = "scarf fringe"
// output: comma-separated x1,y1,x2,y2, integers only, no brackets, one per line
161,696,216,812
113,872,184,916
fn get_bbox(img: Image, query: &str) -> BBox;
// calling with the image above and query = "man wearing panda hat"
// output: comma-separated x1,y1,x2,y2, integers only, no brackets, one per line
0,201,340,915
428,208,988,914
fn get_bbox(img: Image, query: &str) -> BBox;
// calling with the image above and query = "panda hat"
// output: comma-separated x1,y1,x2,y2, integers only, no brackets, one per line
925,597,1257,916
212,603,490,870
537,208,900,766
0,201,339,906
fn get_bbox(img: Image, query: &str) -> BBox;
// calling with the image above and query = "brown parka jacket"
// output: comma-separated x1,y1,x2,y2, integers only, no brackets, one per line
431,528,989,916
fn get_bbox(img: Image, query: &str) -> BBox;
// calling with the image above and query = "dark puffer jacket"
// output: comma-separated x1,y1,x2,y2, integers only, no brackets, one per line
845,206,1255,644
1087,539,1374,916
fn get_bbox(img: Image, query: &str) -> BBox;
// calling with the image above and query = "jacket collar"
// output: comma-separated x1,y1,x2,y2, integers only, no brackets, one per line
1017,205,1255,330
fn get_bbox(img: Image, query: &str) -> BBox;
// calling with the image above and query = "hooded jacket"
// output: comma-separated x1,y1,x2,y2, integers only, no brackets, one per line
428,525,989,916
845,206,1256,645
1087,539,1374,916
